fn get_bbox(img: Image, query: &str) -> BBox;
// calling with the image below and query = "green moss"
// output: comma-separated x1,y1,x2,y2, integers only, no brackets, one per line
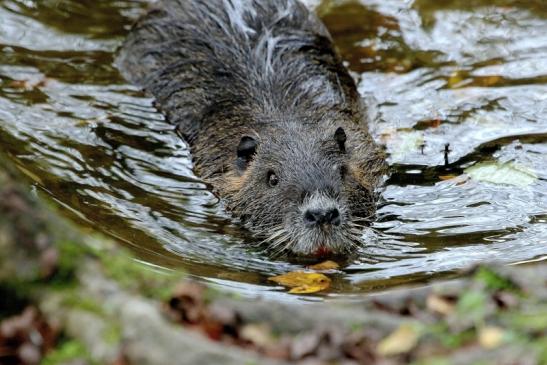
47,234,185,300
534,337,547,364
60,293,105,317
42,339,95,365
474,267,518,292
427,323,475,349
456,290,488,323
97,248,184,300
46,240,91,288
503,309,547,332
350,322,364,333
102,323,122,345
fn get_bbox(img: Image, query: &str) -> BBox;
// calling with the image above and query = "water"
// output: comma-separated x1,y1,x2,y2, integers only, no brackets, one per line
0,0,545,301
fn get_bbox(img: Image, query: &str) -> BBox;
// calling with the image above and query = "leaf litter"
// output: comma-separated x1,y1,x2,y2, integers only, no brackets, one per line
163,266,547,364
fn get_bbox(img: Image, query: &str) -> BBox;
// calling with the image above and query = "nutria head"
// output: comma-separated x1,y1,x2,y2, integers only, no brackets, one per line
221,121,381,256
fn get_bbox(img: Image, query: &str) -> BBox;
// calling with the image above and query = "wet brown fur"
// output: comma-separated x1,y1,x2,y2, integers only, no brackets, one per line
117,0,387,255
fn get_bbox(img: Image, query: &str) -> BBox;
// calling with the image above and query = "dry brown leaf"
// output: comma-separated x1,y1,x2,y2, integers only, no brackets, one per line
377,323,420,356
426,294,455,315
167,282,207,324
40,247,59,279
8,77,51,90
269,271,331,294
439,175,457,181
8,80,32,90
308,260,340,271
290,332,321,359
478,326,505,349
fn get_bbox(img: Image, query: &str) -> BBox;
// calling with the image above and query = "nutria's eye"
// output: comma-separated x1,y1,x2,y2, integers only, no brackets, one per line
267,171,279,187
334,127,347,153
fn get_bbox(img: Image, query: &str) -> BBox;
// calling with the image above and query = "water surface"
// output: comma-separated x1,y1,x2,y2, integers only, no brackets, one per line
0,0,545,301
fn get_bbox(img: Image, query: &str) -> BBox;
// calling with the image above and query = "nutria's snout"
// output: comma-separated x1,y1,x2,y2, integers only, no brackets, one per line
303,208,341,227
285,191,357,256
301,191,344,229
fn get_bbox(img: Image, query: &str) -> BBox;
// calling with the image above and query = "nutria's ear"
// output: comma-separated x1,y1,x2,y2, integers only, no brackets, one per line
334,127,346,153
236,136,257,170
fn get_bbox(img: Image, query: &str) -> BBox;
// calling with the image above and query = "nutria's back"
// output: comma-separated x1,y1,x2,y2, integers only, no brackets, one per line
118,0,386,256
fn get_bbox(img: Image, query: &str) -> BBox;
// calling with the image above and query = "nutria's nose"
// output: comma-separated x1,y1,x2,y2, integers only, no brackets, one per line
304,208,341,227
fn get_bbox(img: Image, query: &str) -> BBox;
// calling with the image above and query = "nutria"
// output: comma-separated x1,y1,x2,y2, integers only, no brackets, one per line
117,0,386,256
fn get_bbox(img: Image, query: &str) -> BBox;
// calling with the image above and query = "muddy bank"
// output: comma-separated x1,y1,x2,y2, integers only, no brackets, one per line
0,156,545,365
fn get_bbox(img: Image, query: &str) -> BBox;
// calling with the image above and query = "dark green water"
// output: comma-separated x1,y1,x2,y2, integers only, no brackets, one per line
0,0,545,301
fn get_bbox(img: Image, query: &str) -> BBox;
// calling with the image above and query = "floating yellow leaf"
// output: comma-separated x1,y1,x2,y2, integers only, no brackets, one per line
288,285,327,294
478,326,505,349
308,260,340,271
377,323,420,356
268,271,331,294
447,71,466,88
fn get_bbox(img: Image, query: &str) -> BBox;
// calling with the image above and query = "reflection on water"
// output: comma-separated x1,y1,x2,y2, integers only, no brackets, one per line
0,0,546,300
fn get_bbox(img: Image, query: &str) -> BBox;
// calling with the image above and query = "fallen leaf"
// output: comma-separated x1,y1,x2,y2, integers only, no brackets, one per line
40,247,59,278
478,326,505,349
342,332,376,363
465,162,537,187
308,260,339,271
426,294,455,315
18,343,41,365
377,323,420,356
447,71,466,88
240,324,275,348
439,175,457,181
417,119,442,129
8,77,51,90
475,75,501,87
207,302,241,331
167,282,207,324
8,80,32,90
493,292,519,309
288,285,327,294
290,332,321,359
269,271,331,294
0,306,58,365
